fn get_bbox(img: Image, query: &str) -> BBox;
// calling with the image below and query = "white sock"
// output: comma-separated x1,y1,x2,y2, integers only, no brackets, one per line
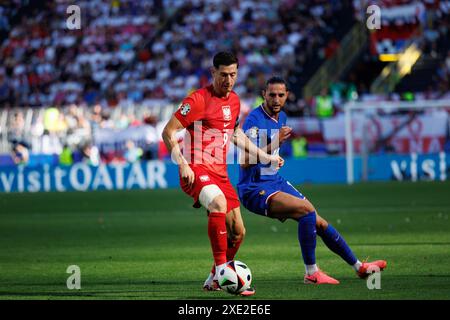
204,272,215,285
216,263,227,276
352,260,363,272
305,264,319,276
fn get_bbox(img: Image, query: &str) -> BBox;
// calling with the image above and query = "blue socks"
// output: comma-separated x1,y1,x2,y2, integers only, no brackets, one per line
297,211,317,265
297,212,358,272
316,224,357,266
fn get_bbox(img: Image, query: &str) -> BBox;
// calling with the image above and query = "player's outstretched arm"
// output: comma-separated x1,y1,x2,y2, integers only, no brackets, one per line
162,115,195,186
232,127,284,168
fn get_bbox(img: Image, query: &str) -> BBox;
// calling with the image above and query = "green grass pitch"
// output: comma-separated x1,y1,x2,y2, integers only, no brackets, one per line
0,181,449,300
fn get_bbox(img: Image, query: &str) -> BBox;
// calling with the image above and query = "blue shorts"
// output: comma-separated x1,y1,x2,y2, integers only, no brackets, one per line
237,178,305,216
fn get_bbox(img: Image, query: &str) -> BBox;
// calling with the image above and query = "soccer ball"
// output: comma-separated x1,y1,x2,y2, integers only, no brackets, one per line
218,260,252,294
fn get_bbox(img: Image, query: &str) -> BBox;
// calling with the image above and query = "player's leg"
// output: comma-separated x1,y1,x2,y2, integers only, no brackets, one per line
276,182,386,278
204,206,246,292
198,184,228,284
225,206,245,261
179,167,232,290
225,206,255,296
277,181,386,278
199,185,229,276
315,213,360,270
221,180,245,262
277,179,386,278
315,212,387,278
267,191,339,284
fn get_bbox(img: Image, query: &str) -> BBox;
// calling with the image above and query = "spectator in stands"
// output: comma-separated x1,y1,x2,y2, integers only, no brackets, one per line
292,135,308,158
59,143,73,166
124,140,143,163
11,140,29,165
41,129,62,155
314,88,334,119
80,142,100,166
0,0,353,109
1,0,448,160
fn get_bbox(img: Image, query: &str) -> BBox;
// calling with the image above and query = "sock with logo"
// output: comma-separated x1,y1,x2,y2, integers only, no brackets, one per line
316,224,358,266
298,211,317,269
208,212,228,266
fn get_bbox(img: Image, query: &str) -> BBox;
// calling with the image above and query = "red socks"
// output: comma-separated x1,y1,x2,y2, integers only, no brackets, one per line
227,237,242,261
210,238,243,275
207,212,228,266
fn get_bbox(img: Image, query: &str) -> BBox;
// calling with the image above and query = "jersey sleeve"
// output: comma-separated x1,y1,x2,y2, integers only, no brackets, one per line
174,91,205,128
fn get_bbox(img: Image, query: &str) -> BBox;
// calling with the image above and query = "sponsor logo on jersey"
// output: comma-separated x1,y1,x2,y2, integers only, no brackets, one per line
180,103,191,116
259,190,266,196
222,105,231,121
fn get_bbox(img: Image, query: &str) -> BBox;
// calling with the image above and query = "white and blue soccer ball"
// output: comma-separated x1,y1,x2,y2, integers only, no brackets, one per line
218,260,252,294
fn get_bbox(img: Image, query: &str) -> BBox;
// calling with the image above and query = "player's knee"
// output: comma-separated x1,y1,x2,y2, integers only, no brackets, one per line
316,215,328,231
200,185,227,212
208,195,227,213
293,201,315,217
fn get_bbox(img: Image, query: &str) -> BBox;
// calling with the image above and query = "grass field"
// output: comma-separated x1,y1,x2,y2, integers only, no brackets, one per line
0,181,449,300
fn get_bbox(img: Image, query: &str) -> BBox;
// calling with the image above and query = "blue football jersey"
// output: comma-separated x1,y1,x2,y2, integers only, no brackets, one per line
238,105,287,186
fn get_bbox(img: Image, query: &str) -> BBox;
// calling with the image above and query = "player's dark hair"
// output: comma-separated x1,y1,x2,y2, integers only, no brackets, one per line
265,76,289,91
213,51,239,69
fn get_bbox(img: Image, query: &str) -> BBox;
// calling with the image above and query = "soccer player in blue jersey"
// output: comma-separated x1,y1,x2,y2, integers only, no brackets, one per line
237,77,387,284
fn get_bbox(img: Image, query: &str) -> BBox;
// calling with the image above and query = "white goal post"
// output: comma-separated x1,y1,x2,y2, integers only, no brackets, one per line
344,99,450,185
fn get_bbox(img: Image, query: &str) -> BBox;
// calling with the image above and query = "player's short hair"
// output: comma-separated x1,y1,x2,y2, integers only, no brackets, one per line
213,51,239,69
265,76,289,91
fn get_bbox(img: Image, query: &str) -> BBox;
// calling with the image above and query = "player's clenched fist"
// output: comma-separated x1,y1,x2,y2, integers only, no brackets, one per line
279,126,292,144
270,154,284,169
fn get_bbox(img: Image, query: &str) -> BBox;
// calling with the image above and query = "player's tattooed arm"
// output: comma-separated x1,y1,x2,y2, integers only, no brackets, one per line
162,115,195,186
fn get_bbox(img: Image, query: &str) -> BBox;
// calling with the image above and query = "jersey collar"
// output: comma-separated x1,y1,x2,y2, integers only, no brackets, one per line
260,105,279,123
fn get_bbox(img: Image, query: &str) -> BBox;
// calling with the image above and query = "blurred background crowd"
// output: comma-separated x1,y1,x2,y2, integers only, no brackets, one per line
0,0,449,166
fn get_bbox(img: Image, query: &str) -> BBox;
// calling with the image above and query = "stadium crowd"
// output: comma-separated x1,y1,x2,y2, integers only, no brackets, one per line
0,0,449,164
0,0,353,109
